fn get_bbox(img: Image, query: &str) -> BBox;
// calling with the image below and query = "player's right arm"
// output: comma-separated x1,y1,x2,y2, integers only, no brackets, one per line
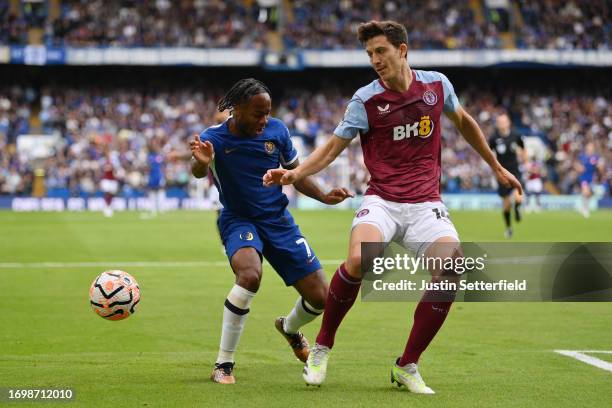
190,134,214,178
264,96,366,186
264,135,351,186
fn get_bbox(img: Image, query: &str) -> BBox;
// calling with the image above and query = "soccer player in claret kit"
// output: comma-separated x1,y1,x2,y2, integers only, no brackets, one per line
100,149,120,218
488,113,526,238
525,159,544,213
264,21,522,393
190,78,352,384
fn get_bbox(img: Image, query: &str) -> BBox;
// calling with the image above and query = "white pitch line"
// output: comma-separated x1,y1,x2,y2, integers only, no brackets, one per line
0,260,345,269
554,350,612,373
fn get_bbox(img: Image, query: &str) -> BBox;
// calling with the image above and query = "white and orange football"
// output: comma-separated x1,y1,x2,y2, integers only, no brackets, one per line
89,270,140,321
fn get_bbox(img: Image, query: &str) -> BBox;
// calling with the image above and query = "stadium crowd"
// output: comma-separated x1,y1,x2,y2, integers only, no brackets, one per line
286,0,611,50
1,0,609,50
46,0,269,48
515,0,611,50
0,84,609,198
284,0,501,50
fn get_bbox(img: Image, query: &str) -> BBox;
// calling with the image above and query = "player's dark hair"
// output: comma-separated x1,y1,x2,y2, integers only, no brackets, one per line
357,20,408,53
217,78,271,111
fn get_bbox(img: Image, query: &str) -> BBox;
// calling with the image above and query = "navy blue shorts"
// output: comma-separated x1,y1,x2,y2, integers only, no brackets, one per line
218,209,322,286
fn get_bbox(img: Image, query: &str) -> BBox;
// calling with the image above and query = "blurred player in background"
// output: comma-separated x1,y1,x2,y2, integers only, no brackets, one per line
265,20,522,393
576,142,603,218
100,149,120,217
525,159,544,213
145,138,165,217
488,113,526,238
191,78,352,384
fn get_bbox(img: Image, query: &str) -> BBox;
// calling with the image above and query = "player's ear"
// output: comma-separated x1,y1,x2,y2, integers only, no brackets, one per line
399,43,408,59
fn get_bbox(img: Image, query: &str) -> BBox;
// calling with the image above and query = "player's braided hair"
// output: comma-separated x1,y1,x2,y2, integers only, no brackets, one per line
217,78,271,112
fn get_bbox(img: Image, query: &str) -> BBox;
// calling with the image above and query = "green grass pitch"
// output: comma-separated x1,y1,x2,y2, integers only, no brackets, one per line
0,210,611,407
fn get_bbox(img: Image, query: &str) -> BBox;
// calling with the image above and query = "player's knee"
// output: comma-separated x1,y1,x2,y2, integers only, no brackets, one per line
235,266,262,292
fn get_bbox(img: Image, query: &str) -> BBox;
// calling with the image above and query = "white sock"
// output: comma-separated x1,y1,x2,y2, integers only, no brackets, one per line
216,284,256,364
283,297,323,334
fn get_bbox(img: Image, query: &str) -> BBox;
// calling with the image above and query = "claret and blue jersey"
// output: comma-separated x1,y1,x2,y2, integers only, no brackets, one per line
334,69,461,203
198,117,321,286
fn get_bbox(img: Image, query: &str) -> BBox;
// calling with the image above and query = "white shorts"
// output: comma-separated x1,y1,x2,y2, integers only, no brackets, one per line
100,179,119,195
351,195,459,256
526,178,543,194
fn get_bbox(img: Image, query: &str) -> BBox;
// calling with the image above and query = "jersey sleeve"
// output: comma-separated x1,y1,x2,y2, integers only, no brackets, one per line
279,123,298,167
199,129,215,145
333,97,369,139
438,72,461,113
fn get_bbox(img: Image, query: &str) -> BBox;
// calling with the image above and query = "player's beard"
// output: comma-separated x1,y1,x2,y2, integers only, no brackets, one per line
233,118,254,137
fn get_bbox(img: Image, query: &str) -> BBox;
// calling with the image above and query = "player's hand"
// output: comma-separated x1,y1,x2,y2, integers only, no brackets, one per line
322,187,354,205
495,165,523,195
263,168,299,186
190,134,214,166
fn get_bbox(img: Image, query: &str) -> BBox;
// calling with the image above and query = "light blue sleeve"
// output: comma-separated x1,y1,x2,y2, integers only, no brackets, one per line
279,123,298,166
333,97,369,139
439,73,461,113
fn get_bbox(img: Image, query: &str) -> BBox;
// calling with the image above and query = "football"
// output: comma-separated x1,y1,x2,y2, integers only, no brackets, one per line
89,270,141,321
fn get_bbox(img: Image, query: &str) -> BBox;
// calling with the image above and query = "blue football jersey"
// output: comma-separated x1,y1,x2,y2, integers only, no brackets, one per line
199,117,298,219
579,153,599,183
148,152,164,187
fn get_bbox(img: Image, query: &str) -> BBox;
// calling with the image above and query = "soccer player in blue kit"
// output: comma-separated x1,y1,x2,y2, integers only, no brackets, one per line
146,138,165,217
190,78,353,384
577,142,603,218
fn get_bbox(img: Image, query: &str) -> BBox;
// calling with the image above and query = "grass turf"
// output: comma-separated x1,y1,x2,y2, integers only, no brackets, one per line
0,210,611,407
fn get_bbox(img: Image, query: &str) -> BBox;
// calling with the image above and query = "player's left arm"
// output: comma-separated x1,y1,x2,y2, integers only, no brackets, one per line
446,107,523,194
284,159,353,205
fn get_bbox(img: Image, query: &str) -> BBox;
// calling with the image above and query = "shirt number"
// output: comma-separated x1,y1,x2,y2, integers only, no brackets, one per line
296,238,312,257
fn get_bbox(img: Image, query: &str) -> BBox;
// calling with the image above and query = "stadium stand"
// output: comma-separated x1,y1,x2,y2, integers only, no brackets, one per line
0,1,609,207
1,79,609,198
2,0,609,50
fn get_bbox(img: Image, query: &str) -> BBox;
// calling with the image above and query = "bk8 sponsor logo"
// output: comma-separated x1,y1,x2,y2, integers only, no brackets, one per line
393,116,434,140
